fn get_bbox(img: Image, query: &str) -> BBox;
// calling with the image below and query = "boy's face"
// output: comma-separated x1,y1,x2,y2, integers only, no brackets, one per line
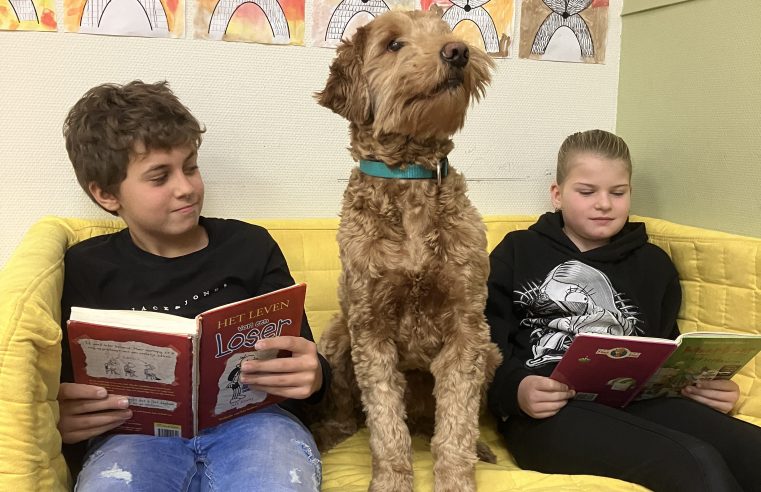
93,144,205,255
550,152,631,252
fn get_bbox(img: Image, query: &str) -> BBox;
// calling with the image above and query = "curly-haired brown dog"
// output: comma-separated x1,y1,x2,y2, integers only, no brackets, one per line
312,10,502,492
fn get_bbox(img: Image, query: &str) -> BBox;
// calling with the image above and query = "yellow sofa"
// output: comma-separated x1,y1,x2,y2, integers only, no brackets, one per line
1,215,760,491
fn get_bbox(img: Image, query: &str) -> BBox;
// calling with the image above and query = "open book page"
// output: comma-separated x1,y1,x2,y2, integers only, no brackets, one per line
69,306,198,335
638,332,761,400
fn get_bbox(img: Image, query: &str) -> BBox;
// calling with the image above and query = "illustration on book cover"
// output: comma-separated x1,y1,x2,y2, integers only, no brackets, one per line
214,348,278,415
79,338,178,384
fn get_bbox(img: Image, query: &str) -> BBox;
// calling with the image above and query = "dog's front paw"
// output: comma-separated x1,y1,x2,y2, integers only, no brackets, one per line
370,468,414,492
434,469,476,492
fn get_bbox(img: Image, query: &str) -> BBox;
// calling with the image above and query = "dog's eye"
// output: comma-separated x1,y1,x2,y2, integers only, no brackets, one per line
387,40,404,52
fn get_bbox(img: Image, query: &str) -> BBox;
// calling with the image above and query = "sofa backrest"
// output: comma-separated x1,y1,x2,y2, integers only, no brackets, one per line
1,214,760,489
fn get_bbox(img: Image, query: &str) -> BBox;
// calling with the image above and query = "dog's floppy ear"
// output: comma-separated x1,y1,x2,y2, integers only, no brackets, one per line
316,26,371,124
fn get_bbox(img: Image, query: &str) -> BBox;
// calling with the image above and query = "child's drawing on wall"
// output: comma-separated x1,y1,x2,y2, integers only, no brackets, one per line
194,0,304,45
0,0,56,31
62,0,184,38
422,0,514,57
519,0,608,64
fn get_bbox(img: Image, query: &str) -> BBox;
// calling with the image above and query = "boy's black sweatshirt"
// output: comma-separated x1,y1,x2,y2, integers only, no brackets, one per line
486,212,681,419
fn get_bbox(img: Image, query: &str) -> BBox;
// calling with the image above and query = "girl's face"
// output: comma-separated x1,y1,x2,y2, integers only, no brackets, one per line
551,152,631,252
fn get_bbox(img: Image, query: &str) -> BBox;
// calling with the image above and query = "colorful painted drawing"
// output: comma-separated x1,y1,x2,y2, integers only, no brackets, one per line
63,0,184,37
195,0,304,45
422,0,513,57
519,0,608,64
0,0,56,31
312,0,415,48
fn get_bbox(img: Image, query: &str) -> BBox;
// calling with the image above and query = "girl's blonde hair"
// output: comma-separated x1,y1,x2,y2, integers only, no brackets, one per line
556,129,632,184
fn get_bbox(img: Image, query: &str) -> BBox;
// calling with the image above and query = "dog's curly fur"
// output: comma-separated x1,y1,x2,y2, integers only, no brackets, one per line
310,11,502,492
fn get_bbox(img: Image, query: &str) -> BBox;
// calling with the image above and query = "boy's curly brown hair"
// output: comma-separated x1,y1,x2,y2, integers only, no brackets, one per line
63,80,205,214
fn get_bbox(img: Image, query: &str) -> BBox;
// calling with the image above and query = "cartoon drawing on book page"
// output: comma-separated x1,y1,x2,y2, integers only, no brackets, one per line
63,0,184,38
519,0,608,64
312,0,415,48
78,339,178,384
0,0,56,31
214,349,277,415
422,0,514,57
194,0,304,45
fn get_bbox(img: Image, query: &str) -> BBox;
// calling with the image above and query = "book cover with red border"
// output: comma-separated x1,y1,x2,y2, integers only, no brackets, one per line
196,283,306,431
68,323,195,437
550,333,678,407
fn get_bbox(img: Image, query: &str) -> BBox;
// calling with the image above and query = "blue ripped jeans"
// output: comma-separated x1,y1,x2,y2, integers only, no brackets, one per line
75,406,321,492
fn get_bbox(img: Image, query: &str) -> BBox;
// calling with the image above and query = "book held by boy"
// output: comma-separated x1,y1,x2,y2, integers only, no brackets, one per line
67,283,307,438
549,331,761,407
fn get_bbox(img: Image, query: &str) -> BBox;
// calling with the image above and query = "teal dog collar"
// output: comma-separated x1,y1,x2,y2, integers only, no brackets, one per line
359,158,449,184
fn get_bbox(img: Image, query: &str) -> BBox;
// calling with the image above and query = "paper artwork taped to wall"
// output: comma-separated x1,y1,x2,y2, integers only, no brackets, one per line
421,0,514,57
519,0,608,64
194,0,305,45
63,0,184,37
311,0,415,48
0,0,56,31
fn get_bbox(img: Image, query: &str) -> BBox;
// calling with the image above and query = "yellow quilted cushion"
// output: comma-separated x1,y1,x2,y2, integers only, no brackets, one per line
2,214,759,490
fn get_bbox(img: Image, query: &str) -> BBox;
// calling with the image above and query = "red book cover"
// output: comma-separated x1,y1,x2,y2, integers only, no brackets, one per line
67,283,306,437
68,320,196,438
195,283,305,432
549,333,678,407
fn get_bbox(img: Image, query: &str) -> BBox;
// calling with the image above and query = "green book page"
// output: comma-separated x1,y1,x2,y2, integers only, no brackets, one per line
638,333,761,400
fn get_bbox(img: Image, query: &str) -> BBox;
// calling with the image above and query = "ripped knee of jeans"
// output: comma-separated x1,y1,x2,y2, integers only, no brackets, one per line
292,439,322,490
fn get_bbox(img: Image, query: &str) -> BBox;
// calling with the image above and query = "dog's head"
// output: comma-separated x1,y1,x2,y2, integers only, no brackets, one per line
317,10,493,140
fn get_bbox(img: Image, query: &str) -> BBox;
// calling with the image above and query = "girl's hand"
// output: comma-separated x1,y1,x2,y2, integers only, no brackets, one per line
517,375,576,419
57,383,132,444
681,379,740,414
240,337,323,400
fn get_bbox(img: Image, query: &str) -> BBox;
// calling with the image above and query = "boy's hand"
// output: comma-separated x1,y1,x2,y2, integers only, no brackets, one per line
57,383,132,444
240,337,323,400
517,375,576,419
681,379,739,414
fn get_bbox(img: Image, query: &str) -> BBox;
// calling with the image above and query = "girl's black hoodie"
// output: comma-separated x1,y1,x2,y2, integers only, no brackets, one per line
486,212,681,419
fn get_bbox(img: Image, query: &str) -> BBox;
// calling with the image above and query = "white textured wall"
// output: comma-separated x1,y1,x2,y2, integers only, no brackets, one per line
0,0,623,267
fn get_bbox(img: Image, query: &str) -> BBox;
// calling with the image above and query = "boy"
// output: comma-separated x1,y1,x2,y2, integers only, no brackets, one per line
59,80,328,490
486,130,761,491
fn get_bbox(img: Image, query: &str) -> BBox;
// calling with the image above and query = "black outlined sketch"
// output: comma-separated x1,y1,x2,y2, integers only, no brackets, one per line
207,0,290,41
144,363,161,380
441,0,498,53
8,0,39,22
79,0,170,32
225,357,251,403
105,357,121,375
516,260,641,368
531,0,593,58
324,0,389,42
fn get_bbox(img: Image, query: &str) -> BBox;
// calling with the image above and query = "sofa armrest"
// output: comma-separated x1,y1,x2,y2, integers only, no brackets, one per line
636,216,761,420
0,217,81,489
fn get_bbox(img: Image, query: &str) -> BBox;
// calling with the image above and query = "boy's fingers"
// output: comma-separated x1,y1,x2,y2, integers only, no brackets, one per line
64,395,130,416
682,391,732,413
64,409,133,432
62,418,130,445
536,377,570,393
58,383,108,401
243,353,318,374
255,336,314,354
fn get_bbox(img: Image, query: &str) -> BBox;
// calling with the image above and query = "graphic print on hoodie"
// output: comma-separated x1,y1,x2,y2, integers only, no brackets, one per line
517,259,642,369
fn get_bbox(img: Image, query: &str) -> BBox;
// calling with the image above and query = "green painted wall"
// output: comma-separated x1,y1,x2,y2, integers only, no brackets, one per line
617,0,761,237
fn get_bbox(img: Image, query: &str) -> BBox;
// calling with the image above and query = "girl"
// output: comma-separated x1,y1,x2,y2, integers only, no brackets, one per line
486,129,761,491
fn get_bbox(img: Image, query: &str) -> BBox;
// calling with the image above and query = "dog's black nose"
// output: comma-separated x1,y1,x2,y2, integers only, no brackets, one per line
440,42,469,68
